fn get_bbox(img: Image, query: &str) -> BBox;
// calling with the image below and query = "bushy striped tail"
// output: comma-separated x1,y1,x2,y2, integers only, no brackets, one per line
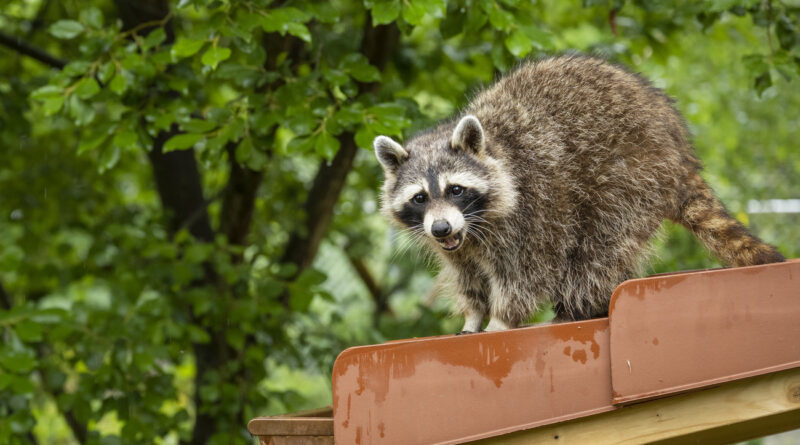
676,171,785,267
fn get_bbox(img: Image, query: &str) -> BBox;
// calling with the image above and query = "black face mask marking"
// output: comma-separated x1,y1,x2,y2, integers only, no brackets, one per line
396,202,425,228
452,189,488,217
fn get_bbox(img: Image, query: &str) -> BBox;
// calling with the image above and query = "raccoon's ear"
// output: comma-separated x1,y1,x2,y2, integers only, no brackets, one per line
373,136,408,173
451,115,485,155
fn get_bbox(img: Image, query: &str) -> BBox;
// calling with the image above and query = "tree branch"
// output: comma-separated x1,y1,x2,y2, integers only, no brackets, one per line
347,254,382,305
220,146,264,247
280,18,400,284
0,282,11,310
0,30,66,69
147,128,215,242
346,252,395,327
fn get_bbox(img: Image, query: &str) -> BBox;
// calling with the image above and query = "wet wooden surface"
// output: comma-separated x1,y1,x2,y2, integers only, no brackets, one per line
609,259,800,405
332,319,613,444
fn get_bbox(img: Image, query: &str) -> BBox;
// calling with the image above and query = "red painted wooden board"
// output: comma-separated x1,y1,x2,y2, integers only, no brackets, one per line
331,319,613,444
609,259,800,405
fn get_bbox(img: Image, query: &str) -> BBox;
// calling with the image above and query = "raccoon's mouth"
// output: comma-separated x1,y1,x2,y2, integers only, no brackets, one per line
436,231,463,251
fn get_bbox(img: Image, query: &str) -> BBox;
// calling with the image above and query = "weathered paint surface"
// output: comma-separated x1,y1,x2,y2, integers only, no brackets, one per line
610,259,800,405
332,319,613,444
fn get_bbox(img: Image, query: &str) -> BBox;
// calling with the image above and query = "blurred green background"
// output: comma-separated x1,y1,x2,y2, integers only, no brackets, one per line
1,0,798,443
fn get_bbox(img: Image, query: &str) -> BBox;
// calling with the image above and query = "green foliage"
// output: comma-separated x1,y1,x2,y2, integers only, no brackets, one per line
1,0,798,444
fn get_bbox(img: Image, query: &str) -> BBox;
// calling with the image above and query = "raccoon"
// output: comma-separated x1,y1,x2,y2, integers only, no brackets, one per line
374,55,785,333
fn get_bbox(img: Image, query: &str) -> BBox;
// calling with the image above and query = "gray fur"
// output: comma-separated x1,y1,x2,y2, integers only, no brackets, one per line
376,55,784,331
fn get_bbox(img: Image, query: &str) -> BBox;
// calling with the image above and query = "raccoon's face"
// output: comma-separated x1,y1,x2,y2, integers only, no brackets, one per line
374,115,507,253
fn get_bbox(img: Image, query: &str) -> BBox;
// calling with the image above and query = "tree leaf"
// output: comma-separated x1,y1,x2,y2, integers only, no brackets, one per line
201,46,232,69
68,95,95,126
49,20,84,39
98,62,116,84
143,28,167,50
0,351,37,373
521,25,554,50
285,22,312,42
402,0,427,25
340,54,381,82
754,71,772,97
77,129,111,154
163,133,204,152
314,131,340,160
180,119,216,133
14,320,44,342
235,137,253,163
367,102,410,134
30,85,63,99
75,77,101,100
487,4,514,31
172,38,206,58
98,145,121,172
505,29,532,57
372,0,401,25
42,96,65,115
109,73,128,94
113,130,139,149
63,61,92,77
80,7,104,28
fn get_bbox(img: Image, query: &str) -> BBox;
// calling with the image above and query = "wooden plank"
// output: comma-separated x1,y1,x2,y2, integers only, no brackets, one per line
247,418,333,436
247,406,333,440
273,406,332,419
258,436,334,445
470,367,800,445
609,260,800,405
332,319,614,444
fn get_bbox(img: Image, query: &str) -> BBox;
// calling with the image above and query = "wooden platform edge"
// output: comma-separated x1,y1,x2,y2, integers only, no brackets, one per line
247,405,334,444
469,367,800,445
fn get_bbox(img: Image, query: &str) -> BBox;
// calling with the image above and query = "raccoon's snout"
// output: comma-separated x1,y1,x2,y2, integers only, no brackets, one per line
431,220,452,238
424,206,465,251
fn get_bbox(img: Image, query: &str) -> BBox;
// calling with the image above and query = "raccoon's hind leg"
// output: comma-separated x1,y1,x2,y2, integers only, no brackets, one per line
554,227,650,321
554,260,631,321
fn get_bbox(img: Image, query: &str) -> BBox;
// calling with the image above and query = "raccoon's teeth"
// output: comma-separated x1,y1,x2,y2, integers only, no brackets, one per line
438,232,463,250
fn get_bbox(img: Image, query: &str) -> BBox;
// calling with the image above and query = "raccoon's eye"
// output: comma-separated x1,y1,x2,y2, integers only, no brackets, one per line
412,193,427,204
450,185,464,196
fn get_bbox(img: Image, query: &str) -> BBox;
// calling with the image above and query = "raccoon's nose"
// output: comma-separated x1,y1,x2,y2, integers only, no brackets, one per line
431,220,452,238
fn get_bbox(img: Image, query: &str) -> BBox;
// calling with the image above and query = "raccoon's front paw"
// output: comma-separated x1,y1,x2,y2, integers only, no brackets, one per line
456,330,481,335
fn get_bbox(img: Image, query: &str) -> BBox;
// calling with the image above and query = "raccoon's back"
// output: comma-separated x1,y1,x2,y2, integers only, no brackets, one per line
467,55,695,221
468,55,692,162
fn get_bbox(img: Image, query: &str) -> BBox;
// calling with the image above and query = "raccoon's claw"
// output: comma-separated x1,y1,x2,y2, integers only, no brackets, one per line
456,330,481,335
